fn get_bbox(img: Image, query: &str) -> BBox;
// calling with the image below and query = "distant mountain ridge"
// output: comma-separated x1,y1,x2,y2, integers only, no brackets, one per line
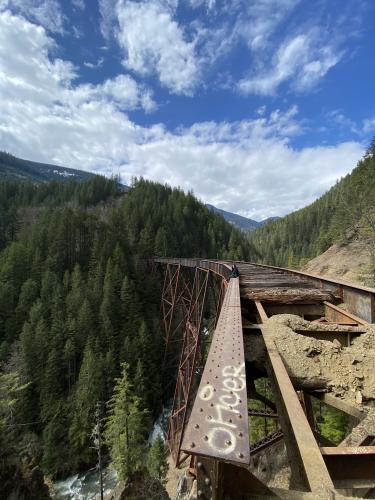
0,152,277,232
0,151,96,183
207,204,279,232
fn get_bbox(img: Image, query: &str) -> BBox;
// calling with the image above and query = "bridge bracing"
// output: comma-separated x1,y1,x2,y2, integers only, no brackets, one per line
161,262,228,466
155,258,375,499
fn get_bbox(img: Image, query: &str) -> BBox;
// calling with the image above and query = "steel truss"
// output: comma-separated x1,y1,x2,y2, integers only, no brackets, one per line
160,263,225,466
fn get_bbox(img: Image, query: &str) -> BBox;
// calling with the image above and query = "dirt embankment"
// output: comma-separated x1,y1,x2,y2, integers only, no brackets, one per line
245,314,375,407
301,239,372,285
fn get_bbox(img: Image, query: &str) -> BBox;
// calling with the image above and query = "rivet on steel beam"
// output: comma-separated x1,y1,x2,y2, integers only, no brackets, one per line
226,440,232,446
204,435,208,441
190,442,195,448
239,432,243,437
238,453,244,459
200,408,203,412
195,424,200,429
197,461,203,469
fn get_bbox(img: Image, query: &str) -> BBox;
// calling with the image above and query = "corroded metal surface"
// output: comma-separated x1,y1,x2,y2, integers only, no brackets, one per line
248,408,278,418
167,267,210,466
250,430,284,455
261,324,335,494
181,277,250,464
321,446,375,481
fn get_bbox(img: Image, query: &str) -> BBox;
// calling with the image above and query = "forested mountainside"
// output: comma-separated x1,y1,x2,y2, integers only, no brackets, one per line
250,139,375,273
0,175,254,496
0,151,96,183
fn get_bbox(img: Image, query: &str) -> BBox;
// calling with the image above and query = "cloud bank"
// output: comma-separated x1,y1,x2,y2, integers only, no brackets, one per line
0,9,366,220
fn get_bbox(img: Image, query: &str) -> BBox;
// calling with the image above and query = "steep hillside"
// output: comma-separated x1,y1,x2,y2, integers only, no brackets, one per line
250,139,375,282
0,151,96,183
301,239,371,284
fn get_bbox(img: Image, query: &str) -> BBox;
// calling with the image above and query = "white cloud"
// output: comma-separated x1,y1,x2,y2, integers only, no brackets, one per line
238,31,342,95
0,0,65,33
83,57,104,69
0,10,155,114
0,10,366,220
72,0,84,9
190,0,216,10
99,0,116,40
101,75,157,112
115,0,199,95
234,0,301,51
363,117,375,135
95,0,362,98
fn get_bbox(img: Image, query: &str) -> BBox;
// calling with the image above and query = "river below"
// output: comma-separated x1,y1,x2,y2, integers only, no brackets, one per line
51,406,170,499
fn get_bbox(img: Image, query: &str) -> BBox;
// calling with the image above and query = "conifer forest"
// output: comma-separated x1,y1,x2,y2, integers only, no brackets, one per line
0,176,254,497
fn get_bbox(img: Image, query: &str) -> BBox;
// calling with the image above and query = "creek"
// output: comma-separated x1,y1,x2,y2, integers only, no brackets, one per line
50,406,170,499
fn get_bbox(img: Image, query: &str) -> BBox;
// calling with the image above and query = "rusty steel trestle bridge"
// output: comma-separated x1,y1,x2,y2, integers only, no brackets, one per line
155,258,375,499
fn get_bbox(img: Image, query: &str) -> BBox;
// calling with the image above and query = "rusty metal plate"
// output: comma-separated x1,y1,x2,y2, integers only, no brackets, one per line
181,277,250,464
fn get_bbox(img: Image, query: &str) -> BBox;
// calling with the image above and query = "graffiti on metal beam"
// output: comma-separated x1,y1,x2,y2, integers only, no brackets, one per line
181,279,250,464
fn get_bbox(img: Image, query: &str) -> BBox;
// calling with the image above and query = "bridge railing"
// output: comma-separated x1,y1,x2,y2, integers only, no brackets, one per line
154,257,232,280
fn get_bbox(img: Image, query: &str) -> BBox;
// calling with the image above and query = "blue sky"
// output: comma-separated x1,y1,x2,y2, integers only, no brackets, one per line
0,0,374,219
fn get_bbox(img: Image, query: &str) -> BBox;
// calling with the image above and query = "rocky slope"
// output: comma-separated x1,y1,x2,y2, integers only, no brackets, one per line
301,239,373,286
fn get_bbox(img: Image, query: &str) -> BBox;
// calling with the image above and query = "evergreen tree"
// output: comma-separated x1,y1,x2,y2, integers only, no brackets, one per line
69,341,104,467
105,363,149,480
147,435,169,485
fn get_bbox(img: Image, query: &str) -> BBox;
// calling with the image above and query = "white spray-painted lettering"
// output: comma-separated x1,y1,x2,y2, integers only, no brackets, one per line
199,362,245,455
199,384,214,401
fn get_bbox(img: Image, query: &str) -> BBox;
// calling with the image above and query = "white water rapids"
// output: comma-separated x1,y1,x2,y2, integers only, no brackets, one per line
51,406,170,499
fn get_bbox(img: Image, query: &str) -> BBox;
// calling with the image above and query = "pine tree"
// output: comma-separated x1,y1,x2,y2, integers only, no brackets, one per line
147,435,169,485
105,362,149,480
69,341,104,466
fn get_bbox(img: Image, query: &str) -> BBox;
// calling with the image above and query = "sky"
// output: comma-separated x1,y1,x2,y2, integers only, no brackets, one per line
0,0,374,220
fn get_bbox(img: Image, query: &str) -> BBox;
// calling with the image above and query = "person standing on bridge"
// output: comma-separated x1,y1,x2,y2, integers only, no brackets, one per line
230,264,240,279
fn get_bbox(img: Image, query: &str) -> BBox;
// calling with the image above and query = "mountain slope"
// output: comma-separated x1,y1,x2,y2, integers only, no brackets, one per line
250,139,375,275
301,239,371,284
207,204,259,231
0,151,95,183
207,204,279,231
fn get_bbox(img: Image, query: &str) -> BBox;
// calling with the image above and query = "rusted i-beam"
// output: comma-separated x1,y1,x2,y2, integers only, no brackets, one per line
181,278,250,465
261,324,335,495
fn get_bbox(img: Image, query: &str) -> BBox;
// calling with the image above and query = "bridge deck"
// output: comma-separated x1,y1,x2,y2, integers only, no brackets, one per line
181,277,250,464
